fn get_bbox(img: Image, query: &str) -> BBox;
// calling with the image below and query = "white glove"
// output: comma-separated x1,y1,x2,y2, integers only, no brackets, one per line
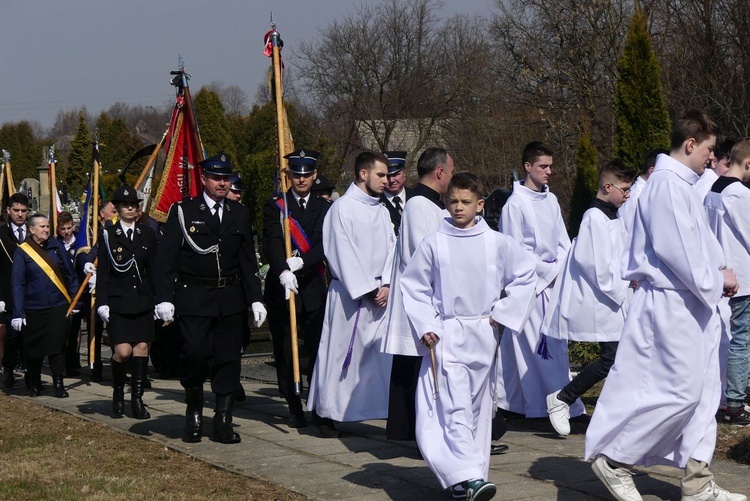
279,270,299,300
251,302,267,327
88,272,97,292
97,305,110,323
286,256,304,273
0,301,5,313
155,302,175,323
84,262,96,275
11,318,25,331
72,309,80,315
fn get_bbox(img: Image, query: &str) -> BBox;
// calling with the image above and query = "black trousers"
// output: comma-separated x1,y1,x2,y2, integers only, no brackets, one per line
179,313,243,396
2,331,24,371
268,301,325,414
559,341,619,405
65,311,82,371
386,355,422,440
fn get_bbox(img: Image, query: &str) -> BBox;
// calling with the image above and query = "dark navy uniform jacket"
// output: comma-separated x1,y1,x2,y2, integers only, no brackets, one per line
262,192,329,312
96,222,158,315
11,237,78,318
154,195,263,317
379,187,414,236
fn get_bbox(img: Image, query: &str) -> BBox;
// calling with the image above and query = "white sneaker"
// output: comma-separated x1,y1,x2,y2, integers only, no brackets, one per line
682,481,747,501
591,456,643,501
546,390,570,437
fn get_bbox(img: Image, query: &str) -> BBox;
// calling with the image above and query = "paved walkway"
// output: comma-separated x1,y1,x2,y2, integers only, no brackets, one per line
7,356,750,501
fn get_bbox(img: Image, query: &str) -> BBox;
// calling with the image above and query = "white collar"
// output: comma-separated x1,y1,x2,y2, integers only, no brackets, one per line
203,192,224,209
384,188,406,202
119,220,135,232
292,190,309,206
654,153,700,185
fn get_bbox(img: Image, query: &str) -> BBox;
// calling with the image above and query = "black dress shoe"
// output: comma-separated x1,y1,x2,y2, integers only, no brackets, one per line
490,444,509,455
288,412,308,429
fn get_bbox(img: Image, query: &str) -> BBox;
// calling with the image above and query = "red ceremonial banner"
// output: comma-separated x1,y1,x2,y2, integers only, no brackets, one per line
150,85,204,223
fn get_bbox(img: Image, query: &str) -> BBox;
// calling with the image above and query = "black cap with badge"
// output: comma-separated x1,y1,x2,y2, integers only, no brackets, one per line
382,151,407,174
284,148,320,175
200,153,234,176
111,184,142,205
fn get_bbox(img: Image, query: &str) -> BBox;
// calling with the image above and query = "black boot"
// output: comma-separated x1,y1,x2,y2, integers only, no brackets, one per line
27,360,43,397
130,356,150,419
3,369,14,389
184,386,203,443
111,358,127,417
213,394,241,444
52,376,69,398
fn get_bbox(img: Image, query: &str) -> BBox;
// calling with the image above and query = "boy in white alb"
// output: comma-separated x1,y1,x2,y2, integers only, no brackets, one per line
401,173,537,501
496,142,585,419
585,110,745,501
542,160,636,437
704,138,750,426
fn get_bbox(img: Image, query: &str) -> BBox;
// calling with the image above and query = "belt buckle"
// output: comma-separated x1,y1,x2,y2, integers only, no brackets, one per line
217,277,227,288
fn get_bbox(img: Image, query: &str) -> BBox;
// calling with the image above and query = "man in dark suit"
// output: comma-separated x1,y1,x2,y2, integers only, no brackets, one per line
263,149,331,432
154,153,266,444
1,193,30,388
379,151,413,236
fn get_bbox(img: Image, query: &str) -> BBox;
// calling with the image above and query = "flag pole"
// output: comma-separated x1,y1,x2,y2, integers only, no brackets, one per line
48,146,58,235
0,150,8,209
134,130,168,189
269,18,303,396
88,134,102,370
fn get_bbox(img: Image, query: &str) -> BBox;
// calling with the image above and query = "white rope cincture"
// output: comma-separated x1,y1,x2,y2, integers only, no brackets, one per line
177,204,222,275
103,229,142,283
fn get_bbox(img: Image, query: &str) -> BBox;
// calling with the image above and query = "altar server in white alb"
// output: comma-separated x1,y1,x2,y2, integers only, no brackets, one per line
496,141,585,419
382,147,453,441
401,173,536,501
585,110,745,501
704,138,750,426
617,148,665,234
694,137,734,202
307,151,396,430
542,160,636,438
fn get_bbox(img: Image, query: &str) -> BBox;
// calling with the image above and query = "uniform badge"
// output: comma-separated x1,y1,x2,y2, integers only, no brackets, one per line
199,203,206,211
220,154,226,162
135,227,141,234
115,228,122,236
116,255,122,262
190,226,196,233
117,247,123,252
300,149,306,158
123,189,129,196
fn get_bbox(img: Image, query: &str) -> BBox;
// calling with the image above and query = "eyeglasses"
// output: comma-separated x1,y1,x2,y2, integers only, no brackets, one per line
609,183,631,195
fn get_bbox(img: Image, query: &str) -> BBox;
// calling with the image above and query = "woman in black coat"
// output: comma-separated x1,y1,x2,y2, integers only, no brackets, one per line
11,213,78,397
96,185,157,419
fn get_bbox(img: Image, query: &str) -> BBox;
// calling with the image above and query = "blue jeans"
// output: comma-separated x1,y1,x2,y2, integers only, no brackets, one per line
725,296,750,407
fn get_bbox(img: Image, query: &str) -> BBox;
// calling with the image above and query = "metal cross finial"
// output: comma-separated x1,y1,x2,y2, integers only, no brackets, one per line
270,12,276,31
48,145,56,163
178,54,185,72
2,149,9,164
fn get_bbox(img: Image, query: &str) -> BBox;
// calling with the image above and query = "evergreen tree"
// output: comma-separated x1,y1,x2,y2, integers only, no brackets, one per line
0,121,43,184
614,9,671,172
568,122,599,238
193,87,236,163
95,112,143,184
66,112,92,198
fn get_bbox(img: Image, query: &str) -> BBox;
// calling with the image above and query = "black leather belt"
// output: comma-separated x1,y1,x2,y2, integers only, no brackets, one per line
177,273,240,288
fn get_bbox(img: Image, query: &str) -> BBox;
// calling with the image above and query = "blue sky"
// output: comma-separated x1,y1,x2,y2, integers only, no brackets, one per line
0,0,496,128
